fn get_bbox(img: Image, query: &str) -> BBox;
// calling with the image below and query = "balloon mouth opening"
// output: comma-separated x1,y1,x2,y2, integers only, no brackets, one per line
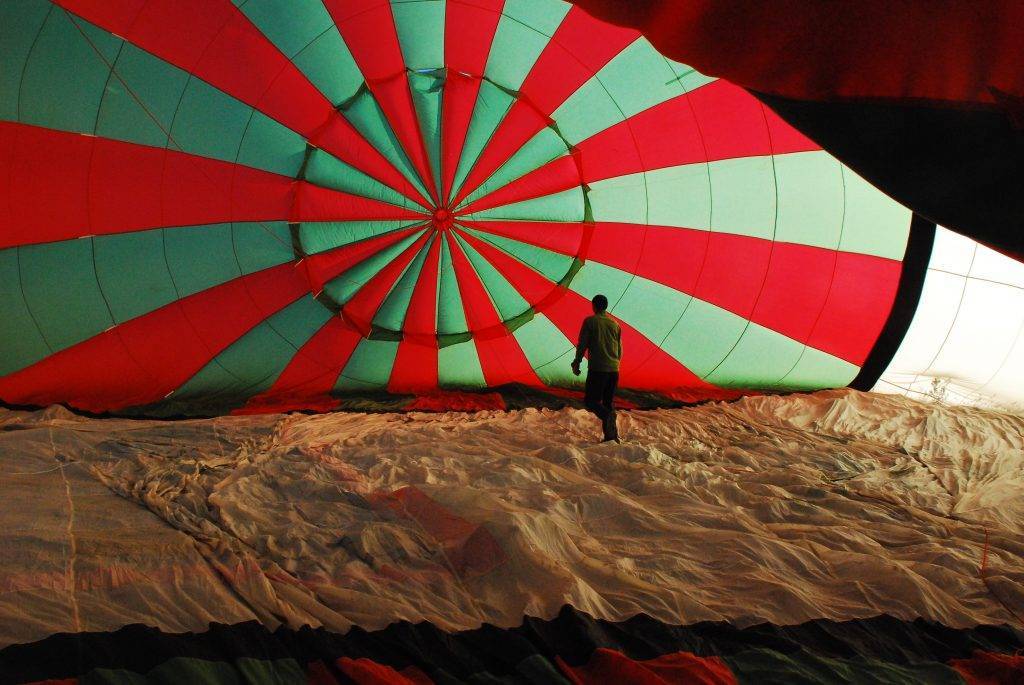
431,207,455,231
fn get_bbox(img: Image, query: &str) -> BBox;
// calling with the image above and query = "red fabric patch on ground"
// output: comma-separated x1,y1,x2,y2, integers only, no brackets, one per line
558,648,737,685
404,391,507,412
368,486,506,578
950,650,1024,685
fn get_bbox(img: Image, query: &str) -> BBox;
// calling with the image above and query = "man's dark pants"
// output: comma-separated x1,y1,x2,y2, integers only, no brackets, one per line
584,370,619,440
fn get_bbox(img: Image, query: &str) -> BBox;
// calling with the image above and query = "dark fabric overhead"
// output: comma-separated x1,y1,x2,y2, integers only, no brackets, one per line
569,0,1024,261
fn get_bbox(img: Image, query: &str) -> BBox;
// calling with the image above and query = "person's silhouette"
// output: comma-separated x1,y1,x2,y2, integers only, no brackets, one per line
571,294,622,442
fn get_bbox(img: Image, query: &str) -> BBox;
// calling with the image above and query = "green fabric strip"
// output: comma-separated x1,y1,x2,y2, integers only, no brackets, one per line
11,9,317,178
237,0,363,105
775,346,860,391
324,230,425,304
164,224,242,299
172,296,329,402
438,339,487,387
449,80,516,203
94,230,178,323
0,221,300,364
291,28,364,106
96,43,187,148
235,110,307,177
436,238,470,335
586,153,910,259
393,0,445,71
460,129,569,208
663,58,717,93
838,165,913,260
236,0,334,59
374,235,436,332
0,0,50,121
485,0,569,89
774,151,844,249
18,240,113,353
233,223,296,275
462,188,584,222
343,89,433,203
0,248,52,375
16,9,121,134
569,260,858,388
512,312,582,386
335,338,400,390
298,221,420,257
545,38,693,148
460,226,573,284
559,38,680,142
169,77,257,165
408,70,445,195
707,157,778,240
304,149,425,208
164,222,293,299
452,233,529,322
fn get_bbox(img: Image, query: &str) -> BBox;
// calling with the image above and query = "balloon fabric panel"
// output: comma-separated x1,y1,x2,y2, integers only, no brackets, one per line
0,0,912,415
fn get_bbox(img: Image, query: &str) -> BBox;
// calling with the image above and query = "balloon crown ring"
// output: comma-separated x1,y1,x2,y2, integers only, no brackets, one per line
430,207,455,231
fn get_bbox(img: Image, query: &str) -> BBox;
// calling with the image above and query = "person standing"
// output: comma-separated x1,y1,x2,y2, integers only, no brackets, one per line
571,294,622,442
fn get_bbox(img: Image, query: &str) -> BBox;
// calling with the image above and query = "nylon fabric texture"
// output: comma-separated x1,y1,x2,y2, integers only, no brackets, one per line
0,0,915,415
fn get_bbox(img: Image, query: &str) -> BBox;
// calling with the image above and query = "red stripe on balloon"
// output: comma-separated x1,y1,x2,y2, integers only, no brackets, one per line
585,223,709,295
445,0,504,75
689,81,819,161
454,228,716,391
241,316,363,413
458,220,587,258
585,102,699,180
342,232,433,337
0,122,292,248
388,238,442,392
462,81,822,213
458,153,581,215
326,0,439,203
301,225,425,295
308,117,429,208
584,223,896,365
398,236,442,344
451,102,549,207
290,182,426,223
451,7,637,205
445,233,542,386
806,252,902,365
523,7,639,111
441,0,505,201
453,229,559,305
54,0,426,206
0,262,308,413
440,73,485,204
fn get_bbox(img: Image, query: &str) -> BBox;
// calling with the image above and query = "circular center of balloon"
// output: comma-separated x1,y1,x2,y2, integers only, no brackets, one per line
431,207,454,231
291,71,589,344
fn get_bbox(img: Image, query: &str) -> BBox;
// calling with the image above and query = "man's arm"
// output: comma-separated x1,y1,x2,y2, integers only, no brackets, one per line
571,319,590,375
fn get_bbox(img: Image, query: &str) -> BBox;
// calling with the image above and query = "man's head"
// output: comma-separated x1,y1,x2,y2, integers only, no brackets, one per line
591,294,608,313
